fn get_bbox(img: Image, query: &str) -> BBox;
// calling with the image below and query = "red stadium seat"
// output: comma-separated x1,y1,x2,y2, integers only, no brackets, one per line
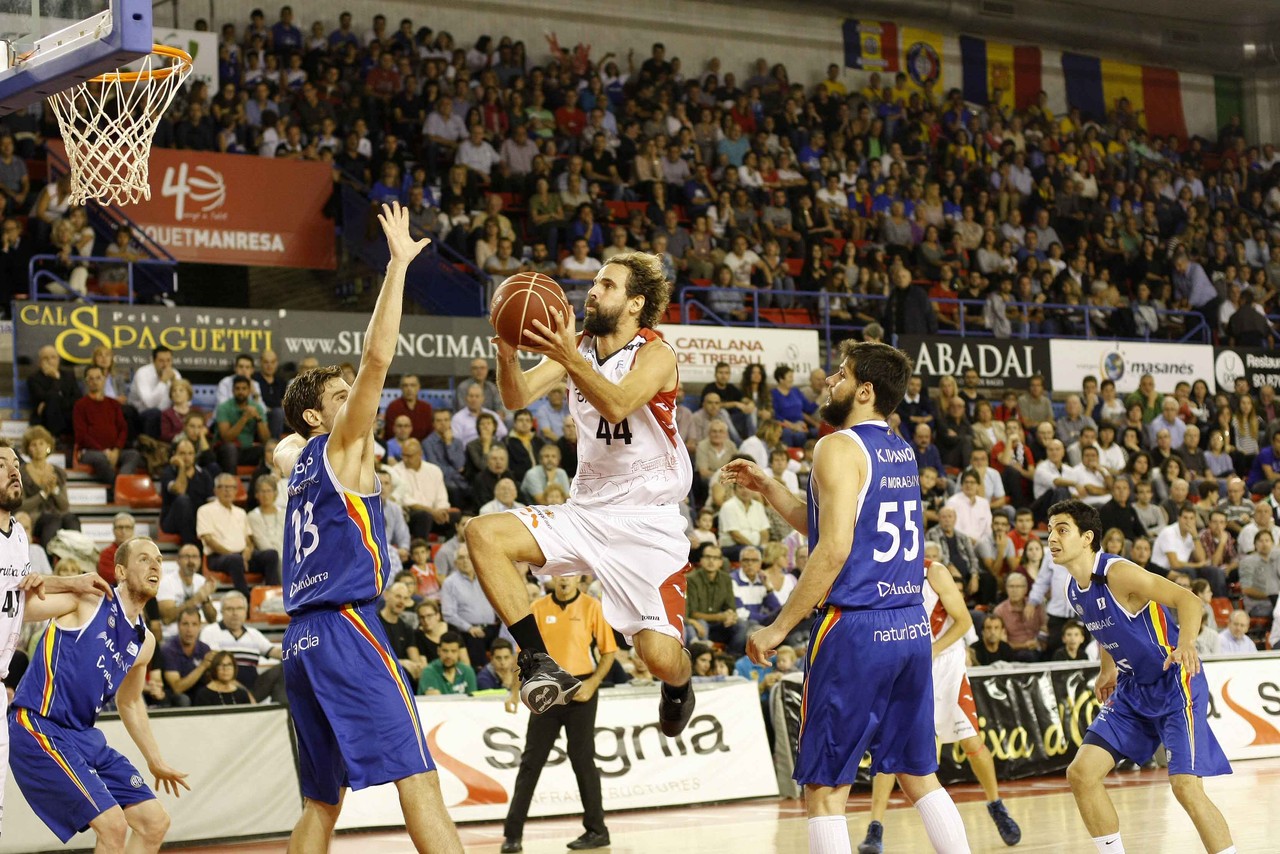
114,474,162,509
250,585,290,625
1210,597,1234,629
203,555,263,587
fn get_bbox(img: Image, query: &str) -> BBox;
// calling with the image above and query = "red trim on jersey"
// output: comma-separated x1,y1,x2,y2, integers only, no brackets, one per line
930,600,948,640
958,674,980,732
634,327,681,448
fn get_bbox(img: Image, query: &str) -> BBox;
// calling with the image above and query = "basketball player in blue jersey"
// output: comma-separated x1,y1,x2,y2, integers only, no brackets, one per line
467,253,697,737
724,340,971,854
9,537,187,853
1046,500,1235,854
274,203,462,853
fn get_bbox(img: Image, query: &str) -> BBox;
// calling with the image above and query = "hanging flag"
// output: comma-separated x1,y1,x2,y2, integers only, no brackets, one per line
1213,75,1244,137
899,26,945,91
842,19,899,71
1061,52,1188,138
959,35,1042,111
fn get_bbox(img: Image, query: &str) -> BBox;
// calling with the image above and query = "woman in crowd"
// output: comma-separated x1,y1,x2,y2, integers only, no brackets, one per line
1232,395,1262,475
19,426,79,544
464,412,501,479
770,365,815,447
193,651,256,706
969,399,1006,456
410,599,448,667
161,379,200,444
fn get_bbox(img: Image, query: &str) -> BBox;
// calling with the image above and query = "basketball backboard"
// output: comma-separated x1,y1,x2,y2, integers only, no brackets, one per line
0,0,151,115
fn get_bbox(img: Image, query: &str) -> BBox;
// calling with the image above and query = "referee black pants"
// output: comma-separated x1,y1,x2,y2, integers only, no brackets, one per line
503,687,606,840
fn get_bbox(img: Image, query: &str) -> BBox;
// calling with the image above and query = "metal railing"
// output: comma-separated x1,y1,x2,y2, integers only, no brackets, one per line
675,286,1213,344
26,254,179,303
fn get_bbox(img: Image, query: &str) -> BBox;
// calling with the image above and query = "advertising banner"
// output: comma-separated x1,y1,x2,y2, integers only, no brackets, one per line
337,682,778,829
1213,347,1280,394
663,325,822,386
899,336,1051,390
14,302,540,376
49,142,336,269
1048,339,1214,394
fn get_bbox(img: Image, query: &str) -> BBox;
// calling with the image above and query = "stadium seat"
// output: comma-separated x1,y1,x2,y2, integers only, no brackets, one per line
604,200,629,223
787,447,804,462
70,447,93,476
114,474,162,510
1210,597,1234,629
250,585,290,625
203,555,263,588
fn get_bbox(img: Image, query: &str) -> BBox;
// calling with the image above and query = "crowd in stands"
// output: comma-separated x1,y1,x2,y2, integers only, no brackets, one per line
2,9,1278,717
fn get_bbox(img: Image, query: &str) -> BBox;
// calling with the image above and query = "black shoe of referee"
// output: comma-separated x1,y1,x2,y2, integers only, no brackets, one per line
518,650,581,713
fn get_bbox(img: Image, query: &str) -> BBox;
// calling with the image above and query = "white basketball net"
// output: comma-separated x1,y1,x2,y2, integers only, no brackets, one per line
48,49,192,206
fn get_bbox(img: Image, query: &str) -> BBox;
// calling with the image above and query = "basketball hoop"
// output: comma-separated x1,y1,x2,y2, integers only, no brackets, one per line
48,44,193,206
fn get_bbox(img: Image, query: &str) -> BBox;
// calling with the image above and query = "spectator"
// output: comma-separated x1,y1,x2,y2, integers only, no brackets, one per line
992,574,1043,662
770,366,817,446
685,545,745,652
384,414,415,462
926,507,983,602
1238,529,1280,617
393,438,453,539
377,581,424,682
475,638,517,691
1055,395,1096,447
504,409,544,484
501,572,614,851
214,354,263,407
479,477,524,515
686,392,742,448
452,384,508,447
881,265,936,336
1217,609,1257,655
160,379,200,444
455,358,503,414
198,472,279,596
417,630,477,695
161,606,214,706
911,424,945,476
199,591,282,699
1050,620,1089,662
383,373,434,442
694,421,737,506
1150,504,1210,583
214,375,270,474
1016,374,1054,430
1069,445,1113,509
521,444,571,504
18,426,79,544
253,349,287,437
528,386,570,441
73,364,141,489
1096,477,1144,541
191,650,256,706
440,544,498,666
246,475,285,559
156,544,218,635
969,614,1015,665
1032,439,1074,519
718,481,770,563
27,345,80,441
160,438,216,545
0,217,33,311
96,512,135,585
0,135,30,210
410,599,448,668
423,409,471,510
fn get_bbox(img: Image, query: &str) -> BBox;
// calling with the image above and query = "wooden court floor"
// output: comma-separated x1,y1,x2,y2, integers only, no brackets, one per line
195,757,1280,852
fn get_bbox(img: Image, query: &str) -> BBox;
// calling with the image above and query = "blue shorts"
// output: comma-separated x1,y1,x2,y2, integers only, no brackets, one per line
794,605,937,787
8,708,154,842
1085,667,1231,778
284,600,435,804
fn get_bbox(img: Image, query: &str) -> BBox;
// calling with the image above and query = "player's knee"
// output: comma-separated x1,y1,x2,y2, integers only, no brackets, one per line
1065,755,1096,789
304,796,343,826
1169,774,1202,805
92,810,129,850
128,803,170,842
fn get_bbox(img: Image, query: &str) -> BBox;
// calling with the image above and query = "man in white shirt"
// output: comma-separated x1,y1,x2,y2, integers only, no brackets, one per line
1217,610,1257,655
558,238,603,310
717,482,770,561
128,345,182,438
199,590,283,699
197,473,279,597
1146,396,1187,450
1237,502,1275,555
422,96,468,178
1150,504,1209,577
393,438,452,539
1069,445,1113,508
945,470,993,543
451,384,508,446
1093,424,1126,476
1032,439,1075,505
722,234,763,287
1237,529,1280,616
455,124,501,183
156,543,217,637
214,353,262,406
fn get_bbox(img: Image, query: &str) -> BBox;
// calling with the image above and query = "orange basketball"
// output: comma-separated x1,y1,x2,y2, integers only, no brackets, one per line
490,272,573,349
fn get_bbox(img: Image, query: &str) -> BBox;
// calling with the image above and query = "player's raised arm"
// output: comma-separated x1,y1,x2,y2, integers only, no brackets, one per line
927,560,973,657
722,457,808,534
1106,560,1205,676
115,634,190,797
330,202,431,452
494,336,566,411
747,433,860,664
21,571,111,623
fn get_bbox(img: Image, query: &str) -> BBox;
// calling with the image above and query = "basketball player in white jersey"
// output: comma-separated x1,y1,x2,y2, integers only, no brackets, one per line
859,545,1021,853
467,253,697,735
0,441,113,832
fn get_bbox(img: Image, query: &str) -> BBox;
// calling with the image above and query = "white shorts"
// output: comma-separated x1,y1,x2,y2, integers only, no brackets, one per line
932,645,979,744
510,502,690,643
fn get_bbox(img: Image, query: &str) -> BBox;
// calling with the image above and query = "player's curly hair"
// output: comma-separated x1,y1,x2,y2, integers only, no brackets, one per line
283,365,344,436
606,252,670,329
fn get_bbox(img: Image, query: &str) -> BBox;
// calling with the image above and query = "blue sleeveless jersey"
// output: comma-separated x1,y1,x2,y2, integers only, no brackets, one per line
1066,552,1180,685
283,434,392,614
810,420,926,610
13,594,146,729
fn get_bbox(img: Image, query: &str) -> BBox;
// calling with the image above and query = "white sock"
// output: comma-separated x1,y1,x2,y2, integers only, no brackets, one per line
1214,847,1236,854
1092,832,1124,852
914,788,971,854
807,815,851,854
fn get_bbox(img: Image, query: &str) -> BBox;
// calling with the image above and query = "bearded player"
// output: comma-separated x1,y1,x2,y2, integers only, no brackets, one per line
1047,499,1233,854
9,537,187,852
0,441,115,837
466,253,696,736
860,546,1020,853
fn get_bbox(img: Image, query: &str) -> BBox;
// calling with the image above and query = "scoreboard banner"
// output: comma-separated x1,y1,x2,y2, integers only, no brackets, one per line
1048,339,1214,394
337,681,778,828
772,654,1280,789
898,336,1051,390
662,325,823,386
1213,346,1280,394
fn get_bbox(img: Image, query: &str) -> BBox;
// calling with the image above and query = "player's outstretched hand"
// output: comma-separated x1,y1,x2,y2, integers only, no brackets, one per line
747,624,786,666
1164,642,1201,678
149,760,191,797
720,458,770,492
525,308,579,365
1093,666,1118,704
377,201,432,264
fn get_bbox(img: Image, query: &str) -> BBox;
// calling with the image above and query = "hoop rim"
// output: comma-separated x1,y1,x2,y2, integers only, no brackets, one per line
87,43,192,84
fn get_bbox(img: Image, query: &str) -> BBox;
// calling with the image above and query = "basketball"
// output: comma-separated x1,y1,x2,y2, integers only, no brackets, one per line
490,272,573,349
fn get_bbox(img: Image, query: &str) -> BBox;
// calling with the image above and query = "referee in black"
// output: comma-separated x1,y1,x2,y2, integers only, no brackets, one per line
502,574,617,852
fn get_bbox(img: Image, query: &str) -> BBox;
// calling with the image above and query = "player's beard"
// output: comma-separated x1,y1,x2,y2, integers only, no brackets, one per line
583,302,621,336
0,481,22,513
819,390,854,428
